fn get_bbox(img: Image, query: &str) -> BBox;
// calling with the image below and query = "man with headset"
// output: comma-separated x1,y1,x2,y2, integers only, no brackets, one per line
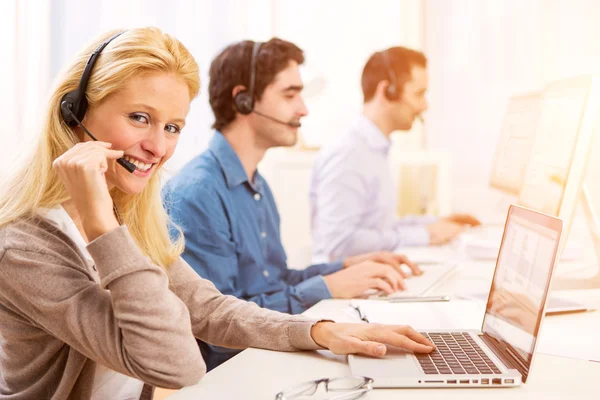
309,47,481,263
163,39,421,370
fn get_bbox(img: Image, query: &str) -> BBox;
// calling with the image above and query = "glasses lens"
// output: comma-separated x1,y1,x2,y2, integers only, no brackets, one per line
278,381,319,398
327,377,369,391
330,388,372,400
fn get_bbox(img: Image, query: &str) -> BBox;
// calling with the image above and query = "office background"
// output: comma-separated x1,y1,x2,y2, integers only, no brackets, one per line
2,0,600,238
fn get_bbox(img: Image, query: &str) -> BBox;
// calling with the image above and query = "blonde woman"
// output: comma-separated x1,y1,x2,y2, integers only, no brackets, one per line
0,28,434,400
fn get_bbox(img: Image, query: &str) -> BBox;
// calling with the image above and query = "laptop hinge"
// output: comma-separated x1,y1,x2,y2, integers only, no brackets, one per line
479,333,529,380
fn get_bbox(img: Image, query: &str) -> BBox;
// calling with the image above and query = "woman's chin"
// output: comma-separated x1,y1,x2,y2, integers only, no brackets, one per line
110,177,149,196
108,164,162,195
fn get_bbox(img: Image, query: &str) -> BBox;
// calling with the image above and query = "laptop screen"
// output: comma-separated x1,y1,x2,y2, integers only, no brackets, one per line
482,205,562,382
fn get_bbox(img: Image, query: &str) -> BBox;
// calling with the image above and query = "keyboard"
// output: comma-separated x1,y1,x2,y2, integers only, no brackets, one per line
382,265,456,298
416,332,502,375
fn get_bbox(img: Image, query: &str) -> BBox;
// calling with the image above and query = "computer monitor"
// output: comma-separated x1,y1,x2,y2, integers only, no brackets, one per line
489,92,543,196
517,75,600,287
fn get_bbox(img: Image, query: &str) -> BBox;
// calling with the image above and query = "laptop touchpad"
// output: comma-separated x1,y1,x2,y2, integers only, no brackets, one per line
350,346,421,378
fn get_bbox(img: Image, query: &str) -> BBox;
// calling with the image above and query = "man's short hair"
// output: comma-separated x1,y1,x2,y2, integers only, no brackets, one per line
209,38,304,131
361,46,427,103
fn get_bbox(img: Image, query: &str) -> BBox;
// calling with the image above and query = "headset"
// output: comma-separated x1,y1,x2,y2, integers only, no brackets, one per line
381,49,425,124
233,41,301,128
381,49,400,101
60,31,136,173
234,41,262,115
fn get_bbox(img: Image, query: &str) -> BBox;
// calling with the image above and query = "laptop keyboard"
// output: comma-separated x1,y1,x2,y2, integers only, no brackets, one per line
416,333,502,375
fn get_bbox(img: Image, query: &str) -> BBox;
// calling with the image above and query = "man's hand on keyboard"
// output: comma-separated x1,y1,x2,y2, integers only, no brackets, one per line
443,213,482,227
427,220,465,245
427,213,482,245
324,261,408,298
342,251,422,277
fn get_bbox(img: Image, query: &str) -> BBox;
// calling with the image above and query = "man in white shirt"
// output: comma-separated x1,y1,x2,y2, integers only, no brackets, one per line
310,46,480,262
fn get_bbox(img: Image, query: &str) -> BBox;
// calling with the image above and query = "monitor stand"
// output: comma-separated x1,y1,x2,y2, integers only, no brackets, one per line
553,183,600,290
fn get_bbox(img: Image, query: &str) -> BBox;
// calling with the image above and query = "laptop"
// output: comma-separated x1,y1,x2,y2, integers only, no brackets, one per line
350,205,563,387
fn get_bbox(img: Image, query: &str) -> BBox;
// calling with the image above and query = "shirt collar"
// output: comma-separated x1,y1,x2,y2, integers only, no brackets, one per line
37,206,93,261
352,114,392,154
209,131,265,193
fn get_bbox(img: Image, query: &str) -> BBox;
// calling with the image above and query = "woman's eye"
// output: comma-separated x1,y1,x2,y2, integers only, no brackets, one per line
130,113,149,124
165,124,181,134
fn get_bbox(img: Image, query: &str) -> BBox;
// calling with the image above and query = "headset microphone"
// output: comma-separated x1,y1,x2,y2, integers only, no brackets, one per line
61,102,137,173
406,102,425,124
253,110,301,128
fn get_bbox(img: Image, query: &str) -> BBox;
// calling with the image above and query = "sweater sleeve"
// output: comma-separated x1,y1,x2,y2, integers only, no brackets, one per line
167,256,323,352
0,225,205,389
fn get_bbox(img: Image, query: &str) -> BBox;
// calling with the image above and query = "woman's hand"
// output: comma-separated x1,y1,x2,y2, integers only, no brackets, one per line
310,322,435,357
52,141,123,240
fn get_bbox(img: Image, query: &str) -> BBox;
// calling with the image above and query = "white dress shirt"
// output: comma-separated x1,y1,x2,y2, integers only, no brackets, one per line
309,114,436,263
38,206,145,400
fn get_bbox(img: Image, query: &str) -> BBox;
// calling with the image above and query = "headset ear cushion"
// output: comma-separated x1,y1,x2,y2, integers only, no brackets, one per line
60,91,88,126
385,85,398,101
60,92,78,126
234,92,253,115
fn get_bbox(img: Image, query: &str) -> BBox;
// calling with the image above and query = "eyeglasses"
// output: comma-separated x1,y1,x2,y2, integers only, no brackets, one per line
349,300,370,323
275,376,373,400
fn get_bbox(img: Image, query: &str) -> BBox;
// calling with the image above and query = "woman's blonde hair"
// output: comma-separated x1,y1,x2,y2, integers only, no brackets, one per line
0,27,200,268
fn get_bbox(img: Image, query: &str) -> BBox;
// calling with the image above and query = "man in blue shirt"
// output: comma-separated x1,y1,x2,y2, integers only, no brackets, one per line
164,39,421,370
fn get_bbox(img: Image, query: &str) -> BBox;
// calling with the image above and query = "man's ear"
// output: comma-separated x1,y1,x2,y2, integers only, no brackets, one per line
376,80,392,102
232,85,247,98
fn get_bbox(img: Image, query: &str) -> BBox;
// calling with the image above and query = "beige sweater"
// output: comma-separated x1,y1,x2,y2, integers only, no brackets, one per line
0,216,321,399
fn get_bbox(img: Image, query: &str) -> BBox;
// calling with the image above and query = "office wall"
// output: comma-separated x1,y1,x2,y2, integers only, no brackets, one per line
424,0,600,216
0,0,51,182
2,0,600,221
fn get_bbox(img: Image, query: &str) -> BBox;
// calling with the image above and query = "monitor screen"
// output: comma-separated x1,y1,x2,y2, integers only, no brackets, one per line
518,78,592,215
482,206,562,382
489,93,543,195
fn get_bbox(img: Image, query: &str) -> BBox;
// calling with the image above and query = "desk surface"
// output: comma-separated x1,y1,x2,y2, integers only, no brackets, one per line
170,248,600,399
169,350,600,400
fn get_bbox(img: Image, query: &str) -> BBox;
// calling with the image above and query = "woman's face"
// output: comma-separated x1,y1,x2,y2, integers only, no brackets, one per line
79,72,191,194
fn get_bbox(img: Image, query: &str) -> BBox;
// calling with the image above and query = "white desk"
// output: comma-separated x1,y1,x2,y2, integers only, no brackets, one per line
170,248,600,399
169,350,599,399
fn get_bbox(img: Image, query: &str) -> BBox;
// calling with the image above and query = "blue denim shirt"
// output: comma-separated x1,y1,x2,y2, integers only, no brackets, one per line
163,132,342,369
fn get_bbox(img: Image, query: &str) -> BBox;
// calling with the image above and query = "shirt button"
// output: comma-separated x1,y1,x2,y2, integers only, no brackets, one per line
263,270,270,277
261,231,267,239
254,193,261,201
